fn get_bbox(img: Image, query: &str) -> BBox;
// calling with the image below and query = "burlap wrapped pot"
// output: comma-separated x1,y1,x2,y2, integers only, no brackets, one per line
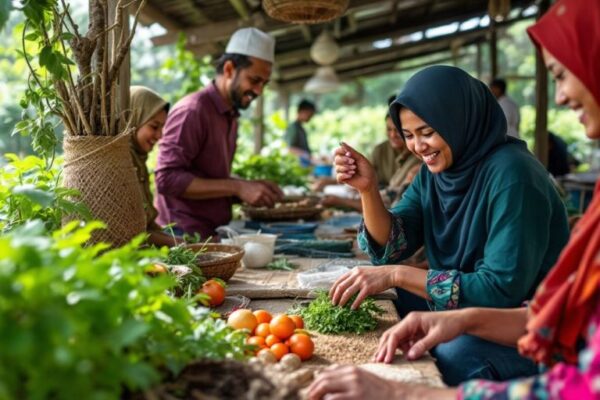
63,133,146,247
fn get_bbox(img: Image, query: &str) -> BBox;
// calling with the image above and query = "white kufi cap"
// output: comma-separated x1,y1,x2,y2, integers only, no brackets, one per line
225,27,275,63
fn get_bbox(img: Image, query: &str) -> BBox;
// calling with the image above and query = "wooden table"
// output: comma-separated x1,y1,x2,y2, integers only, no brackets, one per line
226,257,445,388
227,257,396,300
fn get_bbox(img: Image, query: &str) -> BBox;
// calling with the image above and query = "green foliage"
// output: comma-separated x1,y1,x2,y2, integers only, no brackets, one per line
306,106,389,157
290,290,385,335
0,220,249,399
266,257,298,271
0,153,89,233
159,34,213,103
12,0,71,159
520,105,592,164
0,0,10,31
233,150,310,187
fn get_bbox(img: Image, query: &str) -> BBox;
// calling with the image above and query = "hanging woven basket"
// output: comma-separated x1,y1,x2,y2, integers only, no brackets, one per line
263,0,349,24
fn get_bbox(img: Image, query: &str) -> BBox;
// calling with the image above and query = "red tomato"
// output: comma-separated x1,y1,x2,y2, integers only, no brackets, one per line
199,279,226,307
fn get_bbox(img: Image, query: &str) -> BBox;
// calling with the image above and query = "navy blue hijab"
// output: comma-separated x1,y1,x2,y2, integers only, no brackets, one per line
389,66,527,267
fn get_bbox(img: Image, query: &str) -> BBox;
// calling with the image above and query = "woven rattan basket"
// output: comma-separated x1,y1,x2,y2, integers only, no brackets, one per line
263,0,349,24
186,243,244,282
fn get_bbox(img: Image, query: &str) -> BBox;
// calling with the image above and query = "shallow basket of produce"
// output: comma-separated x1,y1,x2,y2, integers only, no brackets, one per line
185,243,244,282
242,196,322,222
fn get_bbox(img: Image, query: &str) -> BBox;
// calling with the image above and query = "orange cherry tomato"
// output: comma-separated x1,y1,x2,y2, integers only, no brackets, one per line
289,315,304,329
253,309,273,324
269,343,289,361
247,336,266,348
289,334,314,361
265,334,281,347
255,322,271,338
269,314,296,340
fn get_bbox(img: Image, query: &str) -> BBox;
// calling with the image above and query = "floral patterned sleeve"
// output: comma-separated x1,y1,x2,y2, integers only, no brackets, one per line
357,212,408,265
427,270,460,310
458,303,600,400
357,214,461,311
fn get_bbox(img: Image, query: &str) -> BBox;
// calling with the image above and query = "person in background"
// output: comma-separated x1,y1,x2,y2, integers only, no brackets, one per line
286,99,316,167
548,131,578,177
155,28,283,239
307,0,600,398
490,78,521,138
129,86,179,247
327,65,569,385
371,96,420,187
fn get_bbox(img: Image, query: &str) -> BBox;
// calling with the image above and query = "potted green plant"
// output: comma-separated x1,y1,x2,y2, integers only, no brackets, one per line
16,0,147,246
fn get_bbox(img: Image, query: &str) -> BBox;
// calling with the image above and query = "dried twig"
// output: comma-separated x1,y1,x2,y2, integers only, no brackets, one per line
108,0,146,83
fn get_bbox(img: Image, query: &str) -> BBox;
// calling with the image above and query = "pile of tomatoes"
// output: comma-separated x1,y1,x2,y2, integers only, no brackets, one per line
227,309,315,362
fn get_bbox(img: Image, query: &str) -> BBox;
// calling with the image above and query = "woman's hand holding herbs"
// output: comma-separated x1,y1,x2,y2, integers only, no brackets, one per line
329,266,399,310
333,142,377,194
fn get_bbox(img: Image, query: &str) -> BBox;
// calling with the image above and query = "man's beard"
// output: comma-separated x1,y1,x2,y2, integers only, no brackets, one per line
230,73,257,111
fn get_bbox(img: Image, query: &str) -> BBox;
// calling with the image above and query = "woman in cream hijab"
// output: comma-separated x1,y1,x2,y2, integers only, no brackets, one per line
130,86,178,246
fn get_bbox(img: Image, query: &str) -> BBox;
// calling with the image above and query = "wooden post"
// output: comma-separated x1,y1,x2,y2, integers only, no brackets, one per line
476,41,482,79
254,95,264,154
107,0,131,132
280,89,290,124
534,0,551,166
489,19,498,80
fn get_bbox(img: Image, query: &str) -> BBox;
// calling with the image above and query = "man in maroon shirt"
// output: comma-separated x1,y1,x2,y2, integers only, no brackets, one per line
155,28,283,238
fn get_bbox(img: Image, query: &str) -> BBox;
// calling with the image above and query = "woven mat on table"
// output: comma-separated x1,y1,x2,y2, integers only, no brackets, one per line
249,298,445,388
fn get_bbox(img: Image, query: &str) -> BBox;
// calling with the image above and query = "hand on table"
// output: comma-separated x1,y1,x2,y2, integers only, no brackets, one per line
238,179,283,207
373,310,467,363
308,365,399,400
329,266,396,310
334,143,377,194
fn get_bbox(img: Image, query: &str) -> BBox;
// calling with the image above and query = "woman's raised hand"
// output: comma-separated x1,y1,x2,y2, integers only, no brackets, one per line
334,142,377,193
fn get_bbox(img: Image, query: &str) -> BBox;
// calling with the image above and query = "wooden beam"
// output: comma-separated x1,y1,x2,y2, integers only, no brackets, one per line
276,3,531,67
476,41,482,79
253,95,264,154
489,19,498,79
279,52,469,92
135,1,181,31
334,17,342,38
278,27,488,81
151,12,287,47
229,0,250,20
389,0,398,24
348,13,358,33
299,25,312,42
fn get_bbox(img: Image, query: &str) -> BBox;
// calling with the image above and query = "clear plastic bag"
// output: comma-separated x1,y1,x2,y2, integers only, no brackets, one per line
296,258,370,289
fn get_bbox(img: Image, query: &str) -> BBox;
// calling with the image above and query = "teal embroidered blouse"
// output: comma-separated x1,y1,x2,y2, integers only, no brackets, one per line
358,145,570,311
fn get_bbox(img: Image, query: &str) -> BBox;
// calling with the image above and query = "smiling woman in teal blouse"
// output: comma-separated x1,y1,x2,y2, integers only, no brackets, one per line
328,65,570,385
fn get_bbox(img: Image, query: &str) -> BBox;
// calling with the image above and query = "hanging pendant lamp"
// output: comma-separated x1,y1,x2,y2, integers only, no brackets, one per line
304,66,340,93
310,30,340,66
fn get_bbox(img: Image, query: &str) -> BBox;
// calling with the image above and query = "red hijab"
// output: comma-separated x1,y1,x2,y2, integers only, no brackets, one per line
518,0,600,366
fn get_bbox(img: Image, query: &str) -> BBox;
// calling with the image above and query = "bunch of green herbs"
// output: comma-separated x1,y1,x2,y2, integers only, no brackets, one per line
290,290,385,334
266,257,298,271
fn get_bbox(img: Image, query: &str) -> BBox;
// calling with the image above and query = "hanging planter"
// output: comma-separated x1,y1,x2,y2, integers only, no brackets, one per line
263,0,349,24
63,134,145,247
